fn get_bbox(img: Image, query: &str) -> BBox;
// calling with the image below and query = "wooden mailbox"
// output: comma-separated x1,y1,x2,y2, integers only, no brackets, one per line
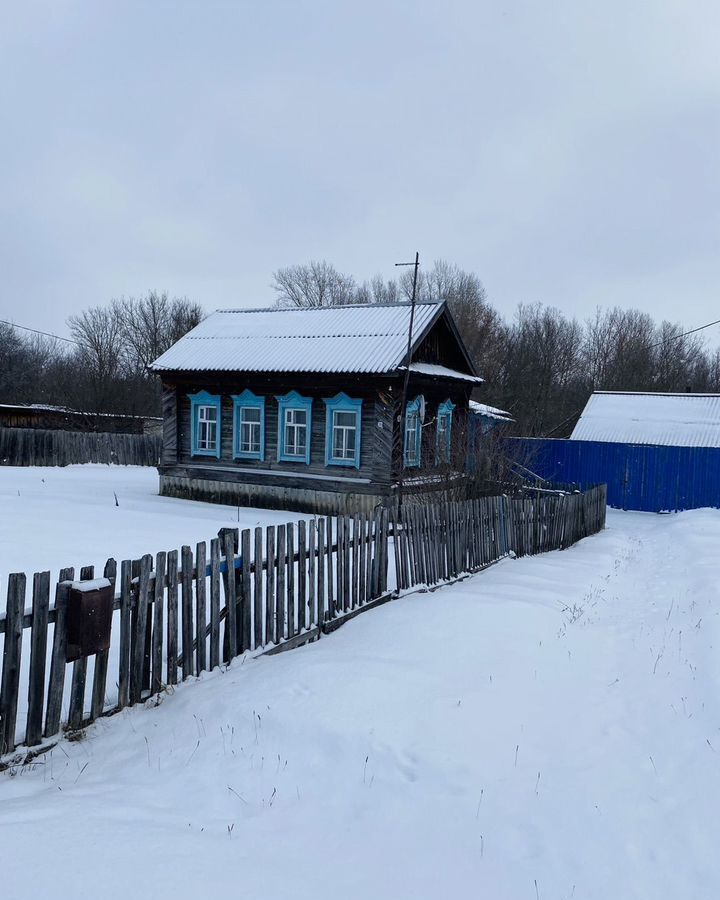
66,580,114,662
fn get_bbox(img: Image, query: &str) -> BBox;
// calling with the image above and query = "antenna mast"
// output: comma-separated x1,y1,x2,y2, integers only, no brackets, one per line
394,251,420,520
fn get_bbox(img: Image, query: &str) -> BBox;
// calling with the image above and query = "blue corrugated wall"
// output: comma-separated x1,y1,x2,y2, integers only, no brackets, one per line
507,438,720,512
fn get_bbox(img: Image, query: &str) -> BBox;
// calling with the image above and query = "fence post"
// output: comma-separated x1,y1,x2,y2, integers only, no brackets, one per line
0,573,27,755
25,571,51,747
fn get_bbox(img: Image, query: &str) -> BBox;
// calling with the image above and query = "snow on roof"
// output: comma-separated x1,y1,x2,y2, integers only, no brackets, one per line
469,400,513,421
570,391,720,448
150,302,448,375
0,403,160,420
406,362,484,383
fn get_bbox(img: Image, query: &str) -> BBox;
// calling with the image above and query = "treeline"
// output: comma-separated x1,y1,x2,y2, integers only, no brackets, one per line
2,265,717,434
273,260,720,436
0,292,203,416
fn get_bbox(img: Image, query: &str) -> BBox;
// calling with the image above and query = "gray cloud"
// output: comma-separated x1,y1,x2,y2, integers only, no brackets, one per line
2,1,719,339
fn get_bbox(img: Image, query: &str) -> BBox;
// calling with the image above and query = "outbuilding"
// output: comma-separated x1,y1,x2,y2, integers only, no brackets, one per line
513,391,720,511
150,300,483,514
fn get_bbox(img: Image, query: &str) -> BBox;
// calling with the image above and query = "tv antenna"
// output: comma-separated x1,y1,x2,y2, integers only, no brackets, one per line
394,251,420,520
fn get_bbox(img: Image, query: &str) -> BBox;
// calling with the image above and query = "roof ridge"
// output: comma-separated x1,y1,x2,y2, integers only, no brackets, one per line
593,391,720,398
184,331,409,340
213,300,443,314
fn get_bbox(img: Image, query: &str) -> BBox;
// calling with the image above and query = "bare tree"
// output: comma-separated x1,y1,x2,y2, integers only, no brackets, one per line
272,260,358,307
116,291,203,373
66,291,203,414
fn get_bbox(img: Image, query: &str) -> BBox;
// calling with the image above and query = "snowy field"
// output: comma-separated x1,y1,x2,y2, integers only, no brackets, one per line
3,496,720,899
0,465,308,585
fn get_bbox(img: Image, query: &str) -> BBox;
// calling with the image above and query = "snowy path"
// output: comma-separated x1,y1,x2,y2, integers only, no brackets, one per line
3,509,720,899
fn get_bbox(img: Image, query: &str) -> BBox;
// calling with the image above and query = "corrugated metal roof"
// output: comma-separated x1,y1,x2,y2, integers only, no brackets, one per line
570,391,720,448
150,302,444,374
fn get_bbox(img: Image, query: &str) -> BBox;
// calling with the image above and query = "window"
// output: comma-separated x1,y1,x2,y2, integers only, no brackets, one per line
232,390,265,460
404,395,423,467
276,391,313,464
285,408,307,457
436,399,455,463
188,391,222,458
324,393,362,468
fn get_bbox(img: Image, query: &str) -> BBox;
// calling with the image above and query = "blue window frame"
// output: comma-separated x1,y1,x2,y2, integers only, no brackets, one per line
323,393,362,468
276,391,312,464
232,390,265,460
404,395,423,468
188,390,222,458
436,398,455,463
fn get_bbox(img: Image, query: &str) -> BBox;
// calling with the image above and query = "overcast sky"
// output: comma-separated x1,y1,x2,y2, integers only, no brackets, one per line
2,1,719,340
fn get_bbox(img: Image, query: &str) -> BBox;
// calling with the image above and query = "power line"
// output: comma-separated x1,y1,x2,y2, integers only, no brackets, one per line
646,316,720,350
0,319,77,345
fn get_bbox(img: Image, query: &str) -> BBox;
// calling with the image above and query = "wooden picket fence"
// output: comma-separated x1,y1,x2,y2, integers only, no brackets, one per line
0,484,606,758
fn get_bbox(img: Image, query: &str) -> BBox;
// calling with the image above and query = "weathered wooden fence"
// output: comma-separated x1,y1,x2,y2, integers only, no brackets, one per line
0,427,161,467
0,485,606,758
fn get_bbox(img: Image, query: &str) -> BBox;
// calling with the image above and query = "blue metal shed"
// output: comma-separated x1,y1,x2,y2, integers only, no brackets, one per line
509,392,720,513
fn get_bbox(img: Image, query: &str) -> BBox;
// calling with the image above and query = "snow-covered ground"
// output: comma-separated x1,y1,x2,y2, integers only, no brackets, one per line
0,465,313,733
3,502,720,898
0,465,308,586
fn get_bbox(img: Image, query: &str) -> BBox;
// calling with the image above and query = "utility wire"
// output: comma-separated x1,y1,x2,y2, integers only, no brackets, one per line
646,316,720,350
0,318,77,345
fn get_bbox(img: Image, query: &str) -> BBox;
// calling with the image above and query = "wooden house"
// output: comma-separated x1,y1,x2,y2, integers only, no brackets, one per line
149,301,483,515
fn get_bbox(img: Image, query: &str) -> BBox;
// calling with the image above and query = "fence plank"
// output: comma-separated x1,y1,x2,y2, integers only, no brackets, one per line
166,550,179,685
68,565,94,729
241,529,252,652
380,508,389,594
276,524,286,642
116,561,132,708
265,526,276,645
365,512,375,598
181,546,194,679
342,516,351,611
209,539,221,668
335,516,344,615
297,520,307,632
44,568,74,738
351,515,360,609
308,520,316,627
195,542,207,674
151,551,167,692
222,531,238,661
359,513,368,601
254,527,263,650
24,571,51,746
326,518,334,619
317,518,326,623
89,558,117,722
283,523,293,639
1,573,27,754
130,555,152,704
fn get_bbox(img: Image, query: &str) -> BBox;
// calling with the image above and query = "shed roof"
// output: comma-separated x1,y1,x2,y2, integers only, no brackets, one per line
570,391,720,448
150,301,476,377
